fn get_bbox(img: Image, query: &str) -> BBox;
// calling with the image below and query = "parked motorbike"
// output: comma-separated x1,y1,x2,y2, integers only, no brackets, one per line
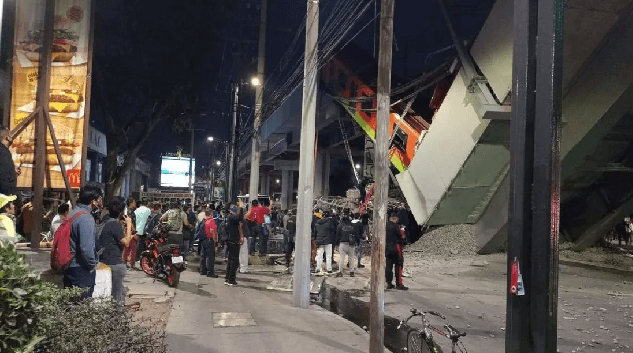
140,223,187,287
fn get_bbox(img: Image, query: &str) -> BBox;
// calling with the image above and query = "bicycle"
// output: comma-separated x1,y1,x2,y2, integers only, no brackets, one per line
398,308,468,353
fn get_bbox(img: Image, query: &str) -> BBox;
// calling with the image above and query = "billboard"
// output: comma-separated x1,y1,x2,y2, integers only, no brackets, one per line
161,156,195,188
8,0,92,189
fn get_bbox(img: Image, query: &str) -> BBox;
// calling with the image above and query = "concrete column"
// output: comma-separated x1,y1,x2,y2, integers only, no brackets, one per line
323,151,331,197
259,171,268,196
314,151,324,197
281,170,292,210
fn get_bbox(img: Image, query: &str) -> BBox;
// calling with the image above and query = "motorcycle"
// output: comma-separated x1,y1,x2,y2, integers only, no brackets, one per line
139,223,187,287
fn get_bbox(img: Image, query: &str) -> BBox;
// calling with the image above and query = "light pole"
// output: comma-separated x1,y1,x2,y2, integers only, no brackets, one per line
211,160,221,200
228,78,260,204
249,0,267,205
207,136,215,201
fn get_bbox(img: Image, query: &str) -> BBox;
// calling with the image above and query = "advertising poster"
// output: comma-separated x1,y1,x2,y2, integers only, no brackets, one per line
213,187,224,200
9,0,91,189
160,156,196,188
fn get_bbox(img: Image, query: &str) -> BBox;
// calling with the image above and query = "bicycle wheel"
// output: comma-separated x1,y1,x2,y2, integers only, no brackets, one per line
407,330,444,353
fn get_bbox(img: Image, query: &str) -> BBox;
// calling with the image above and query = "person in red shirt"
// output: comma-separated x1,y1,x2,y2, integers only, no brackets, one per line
200,209,218,277
246,199,271,256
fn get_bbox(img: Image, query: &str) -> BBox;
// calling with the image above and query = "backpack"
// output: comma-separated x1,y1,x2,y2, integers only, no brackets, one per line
50,211,88,270
205,217,218,239
166,209,184,232
286,216,297,234
194,220,206,242
95,218,117,257
340,223,354,244
143,213,159,236
218,217,229,243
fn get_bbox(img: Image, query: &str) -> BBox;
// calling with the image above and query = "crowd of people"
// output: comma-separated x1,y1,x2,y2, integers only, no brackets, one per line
2,123,413,297
0,181,413,295
307,208,408,290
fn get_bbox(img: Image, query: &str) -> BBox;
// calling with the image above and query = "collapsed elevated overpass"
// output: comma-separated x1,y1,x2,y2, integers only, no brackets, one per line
248,0,633,252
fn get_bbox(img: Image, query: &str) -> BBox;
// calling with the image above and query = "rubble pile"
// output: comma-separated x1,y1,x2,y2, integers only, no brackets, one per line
406,224,479,257
560,242,633,270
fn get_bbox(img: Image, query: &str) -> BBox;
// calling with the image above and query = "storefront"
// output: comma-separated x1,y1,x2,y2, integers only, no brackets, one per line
86,125,106,185
119,156,152,198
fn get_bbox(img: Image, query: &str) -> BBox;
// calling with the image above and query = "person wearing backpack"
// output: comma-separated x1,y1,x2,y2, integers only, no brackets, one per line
60,183,103,299
181,205,196,260
98,197,135,304
160,202,189,247
200,209,218,277
284,209,297,271
335,210,356,277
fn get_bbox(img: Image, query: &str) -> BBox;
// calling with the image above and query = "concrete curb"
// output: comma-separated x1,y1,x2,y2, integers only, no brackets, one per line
560,258,633,275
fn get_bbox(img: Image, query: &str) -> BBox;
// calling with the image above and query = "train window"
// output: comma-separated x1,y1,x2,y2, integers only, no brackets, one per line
391,127,408,152
361,96,373,112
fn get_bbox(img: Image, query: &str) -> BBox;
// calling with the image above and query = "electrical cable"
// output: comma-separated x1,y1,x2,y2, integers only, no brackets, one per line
260,0,375,118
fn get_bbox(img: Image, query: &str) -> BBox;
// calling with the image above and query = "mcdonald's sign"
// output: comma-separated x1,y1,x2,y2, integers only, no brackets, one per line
67,169,82,188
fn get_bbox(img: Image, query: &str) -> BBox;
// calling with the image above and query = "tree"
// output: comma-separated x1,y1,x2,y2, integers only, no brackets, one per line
91,0,239,198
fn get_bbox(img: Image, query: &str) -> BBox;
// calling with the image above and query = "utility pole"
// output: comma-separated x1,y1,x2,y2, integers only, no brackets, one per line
224,141,230,203
248,0,267,204
369,0,395,351
210,165,215,201
228,83,240,203
292,0,319,309
505,0,563,351
189,123,194,196
30,0,55,249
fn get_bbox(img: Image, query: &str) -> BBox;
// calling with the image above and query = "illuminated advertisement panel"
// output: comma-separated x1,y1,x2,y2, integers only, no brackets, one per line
161,156,195,188
9,0,91,189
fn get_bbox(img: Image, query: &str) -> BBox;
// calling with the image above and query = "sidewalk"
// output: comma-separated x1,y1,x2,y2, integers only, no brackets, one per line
165,258,370,353
18,247,370,352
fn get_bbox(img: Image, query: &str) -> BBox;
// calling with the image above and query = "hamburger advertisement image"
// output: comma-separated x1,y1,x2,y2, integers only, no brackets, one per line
9,0,92,189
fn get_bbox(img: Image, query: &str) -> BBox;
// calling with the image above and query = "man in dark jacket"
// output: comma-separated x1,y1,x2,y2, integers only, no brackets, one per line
314,212,334,274
310,212,319,269
335,211,357,277
0,127,17,196
224,205,244,286
386,212,408,290
284,209,297,270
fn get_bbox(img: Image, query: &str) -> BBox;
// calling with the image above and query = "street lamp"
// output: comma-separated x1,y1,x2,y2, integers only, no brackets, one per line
276,179,280,184
216,160,221,166
207,136,214,142
355,163,361,170
250,75,262,87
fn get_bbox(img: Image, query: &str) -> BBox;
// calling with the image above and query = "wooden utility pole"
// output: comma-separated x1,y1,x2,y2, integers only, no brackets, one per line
370,0,395,351
249,0,267,204
292,0,319,309
228,83,239,203
505,0,563,351
30,0,55,249
189,123,194,195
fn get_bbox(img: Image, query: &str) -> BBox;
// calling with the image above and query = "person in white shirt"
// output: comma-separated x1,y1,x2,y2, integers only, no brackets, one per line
49,203,70,240
197,204,207,224
134,200,152,261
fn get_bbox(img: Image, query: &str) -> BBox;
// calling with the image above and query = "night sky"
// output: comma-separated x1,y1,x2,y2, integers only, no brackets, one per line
90,0,494,174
